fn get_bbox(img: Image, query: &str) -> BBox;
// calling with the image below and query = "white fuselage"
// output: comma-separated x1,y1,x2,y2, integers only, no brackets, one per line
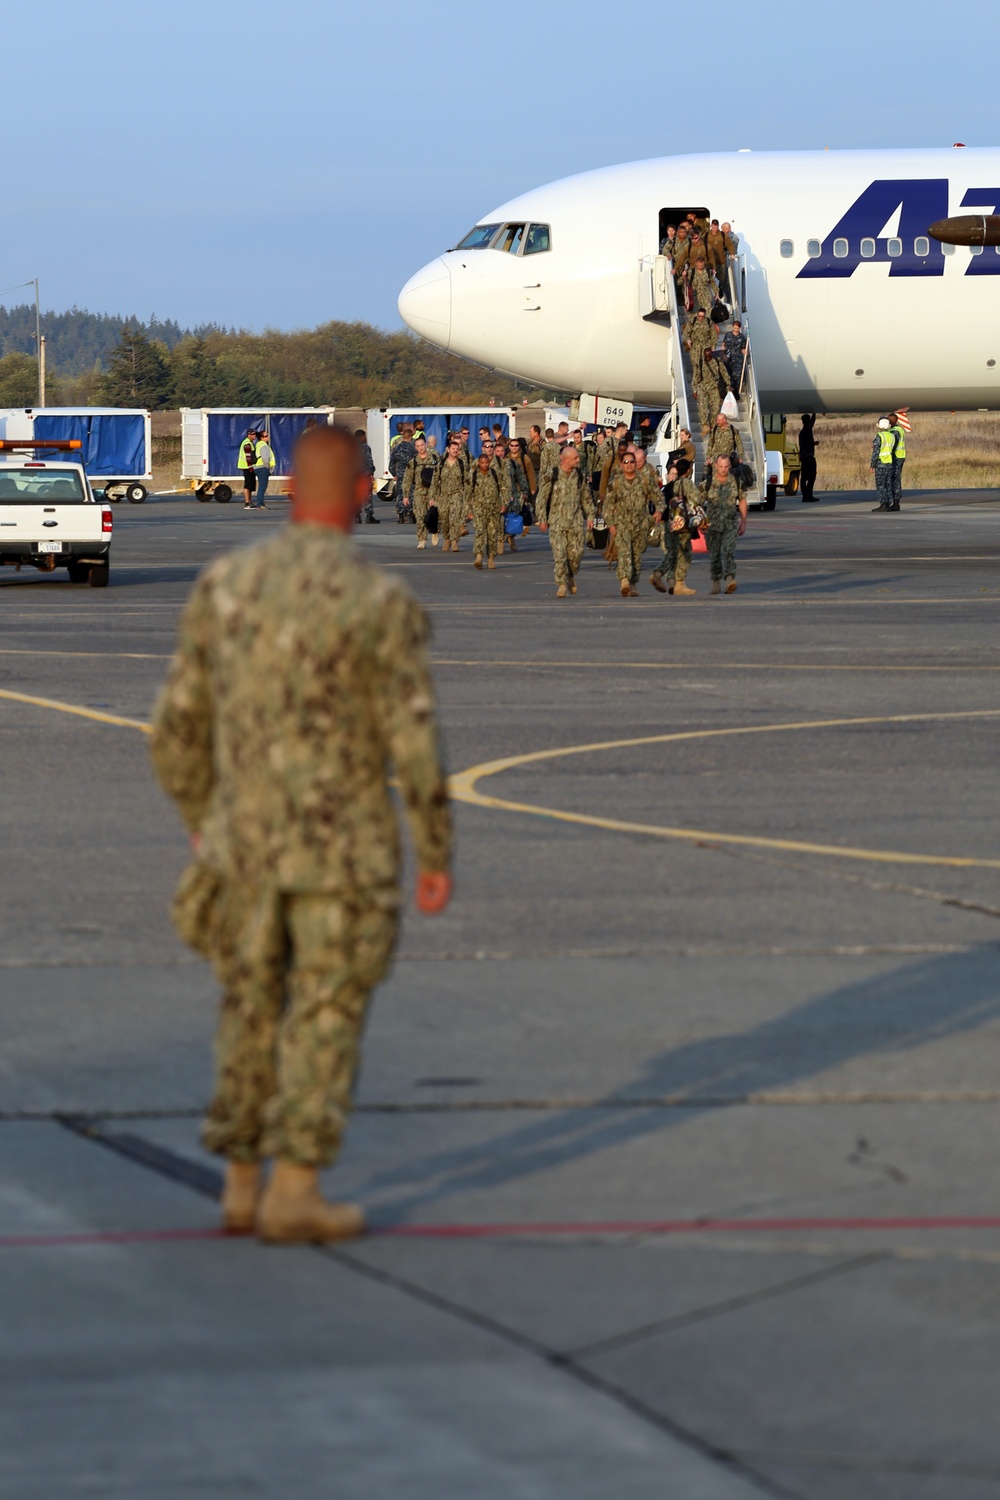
398,147,1000,412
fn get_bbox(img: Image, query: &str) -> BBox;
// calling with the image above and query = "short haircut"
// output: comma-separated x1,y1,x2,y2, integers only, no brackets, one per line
293,422,362,478
354,429,366,440
545,428,554,438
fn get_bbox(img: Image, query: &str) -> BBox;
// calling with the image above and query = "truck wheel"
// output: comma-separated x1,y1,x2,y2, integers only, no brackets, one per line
126,484,147,504
784,473,800,496
764,483,778,511
66,562,88,583
88,561,110,588
196,484,212,502
214,484,232,503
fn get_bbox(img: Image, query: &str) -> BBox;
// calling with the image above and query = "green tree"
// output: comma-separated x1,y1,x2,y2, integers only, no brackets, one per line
0,351,40,405
99,328,172,407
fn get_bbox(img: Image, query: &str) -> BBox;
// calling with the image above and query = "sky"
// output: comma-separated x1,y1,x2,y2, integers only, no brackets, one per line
4,0,996,333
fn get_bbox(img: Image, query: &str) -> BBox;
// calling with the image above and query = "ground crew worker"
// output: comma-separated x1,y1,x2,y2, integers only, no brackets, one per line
887,411,906,508
870,417,898,512
604,449,649,597
252,429,275,509
430,438,468,552
468,451,503,569
651,458,700,596
798,413,818,503
238,428,259,509
149,425,452,1244
403,435,440,548
536,445,595,597
685,308,716,383
703,454,747,593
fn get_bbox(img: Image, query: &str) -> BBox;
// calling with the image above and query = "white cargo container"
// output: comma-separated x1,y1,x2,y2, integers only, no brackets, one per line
366,406,517,492
180,407,335,500
0,408,152,503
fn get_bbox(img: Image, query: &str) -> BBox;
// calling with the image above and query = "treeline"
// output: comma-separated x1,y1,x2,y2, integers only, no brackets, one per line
0,314,549,409
0,304,204,375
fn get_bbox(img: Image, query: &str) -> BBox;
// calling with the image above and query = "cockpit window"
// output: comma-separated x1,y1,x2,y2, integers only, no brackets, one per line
524,223,551,255
495,223,526,254
455,223,501,250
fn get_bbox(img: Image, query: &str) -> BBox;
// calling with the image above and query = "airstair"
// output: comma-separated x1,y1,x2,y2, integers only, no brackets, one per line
642,247,771,507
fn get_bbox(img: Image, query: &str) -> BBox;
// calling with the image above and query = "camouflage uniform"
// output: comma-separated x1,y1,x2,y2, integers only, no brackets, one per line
149,527,451,1167
536,465,595,588
655,475,701,586
686,315,717,383
604,471,649,587
403,450,440,543
359,440,376,521
690,264,717,313
696,359,731,434
706,228,727,278
706,422,745,467
389,437,416,519
703,474,743,582
722,327,748,394
430,456,469,547
538,439,562,488
467,464,503,561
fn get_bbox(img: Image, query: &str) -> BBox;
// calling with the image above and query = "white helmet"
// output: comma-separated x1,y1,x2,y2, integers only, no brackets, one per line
877,417,891,430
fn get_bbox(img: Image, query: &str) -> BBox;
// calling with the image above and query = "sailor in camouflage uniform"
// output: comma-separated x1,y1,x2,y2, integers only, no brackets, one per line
429,440,469,552
536,445,595,597
150,425,452,1244
685,307,717,384
402,436,441,548
722,320,748,395
650,459,700,596
703,454,747,594
604,450,649,596
467,452,504,569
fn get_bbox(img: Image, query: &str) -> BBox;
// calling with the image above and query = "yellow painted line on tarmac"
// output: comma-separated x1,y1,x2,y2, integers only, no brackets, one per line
0,689,151,734
0,648,169,660
449,709,1000,871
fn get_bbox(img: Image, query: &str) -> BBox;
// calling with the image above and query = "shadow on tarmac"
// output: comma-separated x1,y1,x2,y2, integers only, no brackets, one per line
360,947,1000,1220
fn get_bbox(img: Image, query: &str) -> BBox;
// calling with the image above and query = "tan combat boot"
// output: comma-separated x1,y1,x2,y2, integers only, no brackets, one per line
256,1160,365,1244
674,581,697,596
221,1160,262,1234
556,583,567,598
487,556,496,570
650,573,667,593
628,583,639,597
725,576,738,593
711,579,721,594
417,540,426,549
474,553,483,569
569,578,577,595
620,579,630,597
431,534,439,547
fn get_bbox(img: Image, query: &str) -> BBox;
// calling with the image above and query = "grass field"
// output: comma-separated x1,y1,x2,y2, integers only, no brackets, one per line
805,410,1000,491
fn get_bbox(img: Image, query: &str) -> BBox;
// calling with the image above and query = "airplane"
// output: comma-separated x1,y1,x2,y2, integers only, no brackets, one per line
398,146,1000,415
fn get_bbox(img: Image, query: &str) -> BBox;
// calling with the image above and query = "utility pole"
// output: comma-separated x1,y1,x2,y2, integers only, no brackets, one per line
33,279,42,405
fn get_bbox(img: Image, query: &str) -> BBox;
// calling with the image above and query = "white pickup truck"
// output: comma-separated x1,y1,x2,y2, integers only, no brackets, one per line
0,441,113,587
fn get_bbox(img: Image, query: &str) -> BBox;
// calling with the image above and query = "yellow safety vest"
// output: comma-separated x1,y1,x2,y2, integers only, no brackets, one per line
891,425,906,459
237,436,257,470
878,429,896,464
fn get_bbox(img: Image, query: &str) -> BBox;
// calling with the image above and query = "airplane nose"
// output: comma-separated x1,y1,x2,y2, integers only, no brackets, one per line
398,258,451,347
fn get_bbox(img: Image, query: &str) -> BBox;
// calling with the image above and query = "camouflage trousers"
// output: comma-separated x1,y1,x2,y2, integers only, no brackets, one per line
615,523,647,585
706,514,740,580
201,883,398,1166
656,528,693,584
548,523,585,586
697,384,723,433
414,489,432,543
439,492,466,546
873,464,894,506
473,501,501,560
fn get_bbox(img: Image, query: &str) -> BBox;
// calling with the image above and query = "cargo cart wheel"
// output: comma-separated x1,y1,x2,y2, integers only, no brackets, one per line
764,483,778,511
196,484,212,502
126,484,147,504
88,561,110,588
214,484,232,503
66,562,88,583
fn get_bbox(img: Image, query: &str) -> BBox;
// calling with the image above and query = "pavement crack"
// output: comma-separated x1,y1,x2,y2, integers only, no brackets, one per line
561,1253,886,1363
56,1114,222,1199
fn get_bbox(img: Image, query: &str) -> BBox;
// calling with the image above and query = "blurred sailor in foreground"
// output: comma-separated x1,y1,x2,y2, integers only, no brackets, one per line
150,424,452,1243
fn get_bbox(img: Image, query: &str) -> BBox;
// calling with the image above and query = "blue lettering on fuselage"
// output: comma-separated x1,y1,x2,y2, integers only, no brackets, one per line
796,179,1000,278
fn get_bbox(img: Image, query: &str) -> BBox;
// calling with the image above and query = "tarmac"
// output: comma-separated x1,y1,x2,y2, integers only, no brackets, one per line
3,484,1000,1498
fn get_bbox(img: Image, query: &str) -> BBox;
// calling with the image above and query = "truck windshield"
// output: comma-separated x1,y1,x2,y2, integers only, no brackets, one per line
0,468,86,502
455,223,501,250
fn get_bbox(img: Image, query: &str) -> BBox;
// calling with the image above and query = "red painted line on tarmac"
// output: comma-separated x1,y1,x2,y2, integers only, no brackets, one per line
4,1216,1000,1249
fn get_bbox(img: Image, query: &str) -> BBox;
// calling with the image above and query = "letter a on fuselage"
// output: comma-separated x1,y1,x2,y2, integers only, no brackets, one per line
798,179,948,278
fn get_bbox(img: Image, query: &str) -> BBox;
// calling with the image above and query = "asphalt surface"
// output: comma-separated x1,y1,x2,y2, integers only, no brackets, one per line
4,485,1000,1498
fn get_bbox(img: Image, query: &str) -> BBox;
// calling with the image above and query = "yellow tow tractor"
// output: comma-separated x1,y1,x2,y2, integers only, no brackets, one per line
763,415,801,504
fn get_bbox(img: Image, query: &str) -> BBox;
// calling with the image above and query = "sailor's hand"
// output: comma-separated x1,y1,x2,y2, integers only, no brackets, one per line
416,870,452,915
539,521,548,532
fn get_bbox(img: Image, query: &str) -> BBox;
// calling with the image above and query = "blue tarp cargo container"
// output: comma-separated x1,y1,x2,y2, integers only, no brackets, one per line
366,407,516,486
181,408,336,493
0,408,151,501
